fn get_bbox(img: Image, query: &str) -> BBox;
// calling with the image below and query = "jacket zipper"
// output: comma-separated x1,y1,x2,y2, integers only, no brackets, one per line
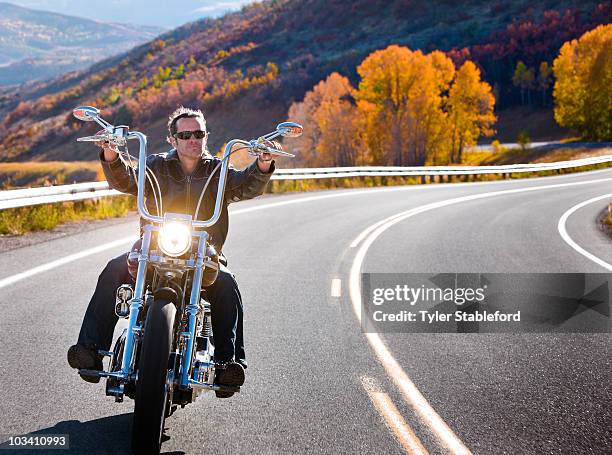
186,175,192,214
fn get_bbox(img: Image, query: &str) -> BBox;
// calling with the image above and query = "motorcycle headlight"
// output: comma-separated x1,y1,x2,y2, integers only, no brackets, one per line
158,221,192,257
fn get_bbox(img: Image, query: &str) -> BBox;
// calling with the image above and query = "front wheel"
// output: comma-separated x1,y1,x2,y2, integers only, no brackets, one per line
131,299,176,454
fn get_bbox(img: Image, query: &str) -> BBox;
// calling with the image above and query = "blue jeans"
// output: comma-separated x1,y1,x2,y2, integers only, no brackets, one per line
77,253,245,364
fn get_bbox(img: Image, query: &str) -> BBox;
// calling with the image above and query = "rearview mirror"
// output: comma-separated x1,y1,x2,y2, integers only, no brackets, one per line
276,122,303,138
73,106,100,122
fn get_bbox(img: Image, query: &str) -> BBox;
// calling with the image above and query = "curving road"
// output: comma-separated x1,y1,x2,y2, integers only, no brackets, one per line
0,168,611,454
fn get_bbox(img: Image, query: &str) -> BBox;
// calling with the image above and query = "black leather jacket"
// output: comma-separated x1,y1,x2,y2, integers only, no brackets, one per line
100,149,275,251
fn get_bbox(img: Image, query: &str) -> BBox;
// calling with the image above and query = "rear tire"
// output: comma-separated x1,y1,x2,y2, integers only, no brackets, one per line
131,299,176,454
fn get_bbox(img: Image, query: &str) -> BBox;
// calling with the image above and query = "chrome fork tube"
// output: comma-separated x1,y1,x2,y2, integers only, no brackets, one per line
179,232,208,388
120,228,152,377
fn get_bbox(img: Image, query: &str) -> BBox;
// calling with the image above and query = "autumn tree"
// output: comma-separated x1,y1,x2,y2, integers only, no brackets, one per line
447,61,496,163
553,24,612,140
354,45,454,166
512,60,535,106
287,72,361,167
290,45,497,168
312,74,362,167
537,61,553,107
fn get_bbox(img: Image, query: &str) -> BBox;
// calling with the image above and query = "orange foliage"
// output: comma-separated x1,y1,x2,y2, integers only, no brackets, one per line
288,45,496,167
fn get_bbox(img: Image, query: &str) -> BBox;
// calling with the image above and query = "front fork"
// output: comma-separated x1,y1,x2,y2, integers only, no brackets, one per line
119,227,153,379
179,231,207,389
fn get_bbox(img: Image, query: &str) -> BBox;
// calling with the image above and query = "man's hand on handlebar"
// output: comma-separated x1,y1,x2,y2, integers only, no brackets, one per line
256,140,281,172
94,129,120,162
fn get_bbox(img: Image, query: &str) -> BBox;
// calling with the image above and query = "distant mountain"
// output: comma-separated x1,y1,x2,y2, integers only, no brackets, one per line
0,0,608,162
0,2,165,85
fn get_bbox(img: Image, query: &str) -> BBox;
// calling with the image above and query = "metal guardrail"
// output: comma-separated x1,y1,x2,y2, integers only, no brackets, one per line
1,154,611,210
270,154,612,179
0,182,121,210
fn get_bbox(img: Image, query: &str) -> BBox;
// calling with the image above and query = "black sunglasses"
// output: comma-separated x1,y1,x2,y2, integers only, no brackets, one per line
174,130,207,140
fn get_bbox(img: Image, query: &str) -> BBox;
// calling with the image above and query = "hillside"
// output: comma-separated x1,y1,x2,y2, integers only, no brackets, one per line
0,0,608,163
0,2,164,85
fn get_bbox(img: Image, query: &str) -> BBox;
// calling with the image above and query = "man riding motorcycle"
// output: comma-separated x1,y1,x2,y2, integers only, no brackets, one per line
67,106,278,398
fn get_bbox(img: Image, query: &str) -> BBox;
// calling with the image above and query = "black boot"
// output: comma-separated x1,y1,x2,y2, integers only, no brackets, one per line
214,361,245,398
67,344,103,384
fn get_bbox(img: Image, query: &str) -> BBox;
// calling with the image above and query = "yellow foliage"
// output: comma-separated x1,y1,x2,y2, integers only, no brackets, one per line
553,24,612,140
447,61,496,163
289,73,362,167
354,45,454,165
287,44,497,168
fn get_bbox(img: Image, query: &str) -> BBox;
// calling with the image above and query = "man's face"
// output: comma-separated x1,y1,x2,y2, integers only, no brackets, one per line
171,117,208,161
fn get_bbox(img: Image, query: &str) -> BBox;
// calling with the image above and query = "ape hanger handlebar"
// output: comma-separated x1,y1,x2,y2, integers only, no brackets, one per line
73,106,303,227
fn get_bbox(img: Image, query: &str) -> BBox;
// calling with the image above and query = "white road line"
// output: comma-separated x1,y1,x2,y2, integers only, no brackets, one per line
0,189,417,290
0,189,404,290
348,177,612,454
557,193,612,271
350,215,403,248
0,236,137,290
349,176,612,249
3,175,612,290
0,182,512,291
361,376,429,455
331,278,342,297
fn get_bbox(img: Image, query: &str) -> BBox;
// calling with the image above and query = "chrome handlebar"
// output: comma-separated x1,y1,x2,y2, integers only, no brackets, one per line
76,132,128,147
73,106,302,227
247,140,295,158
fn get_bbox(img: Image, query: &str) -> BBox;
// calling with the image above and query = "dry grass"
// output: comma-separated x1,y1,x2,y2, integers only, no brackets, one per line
0,161,102,189
0,196,135,235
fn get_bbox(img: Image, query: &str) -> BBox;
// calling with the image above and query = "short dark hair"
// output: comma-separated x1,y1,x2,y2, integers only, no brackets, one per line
166,106,206,142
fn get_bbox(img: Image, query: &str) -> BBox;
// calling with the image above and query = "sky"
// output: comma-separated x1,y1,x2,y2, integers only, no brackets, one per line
3,0,257,28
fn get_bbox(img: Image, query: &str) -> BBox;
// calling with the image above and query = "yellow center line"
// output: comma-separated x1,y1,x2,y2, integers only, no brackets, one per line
361,376,429,455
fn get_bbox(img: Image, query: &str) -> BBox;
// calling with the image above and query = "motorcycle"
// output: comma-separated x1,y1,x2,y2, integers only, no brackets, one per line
72,105,302,453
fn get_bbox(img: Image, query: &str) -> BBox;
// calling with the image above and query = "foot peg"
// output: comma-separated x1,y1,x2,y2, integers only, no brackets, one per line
212,384,240,393
78,368,104,378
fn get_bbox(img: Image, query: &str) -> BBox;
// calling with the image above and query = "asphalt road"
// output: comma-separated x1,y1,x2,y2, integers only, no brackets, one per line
0,168,611,454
